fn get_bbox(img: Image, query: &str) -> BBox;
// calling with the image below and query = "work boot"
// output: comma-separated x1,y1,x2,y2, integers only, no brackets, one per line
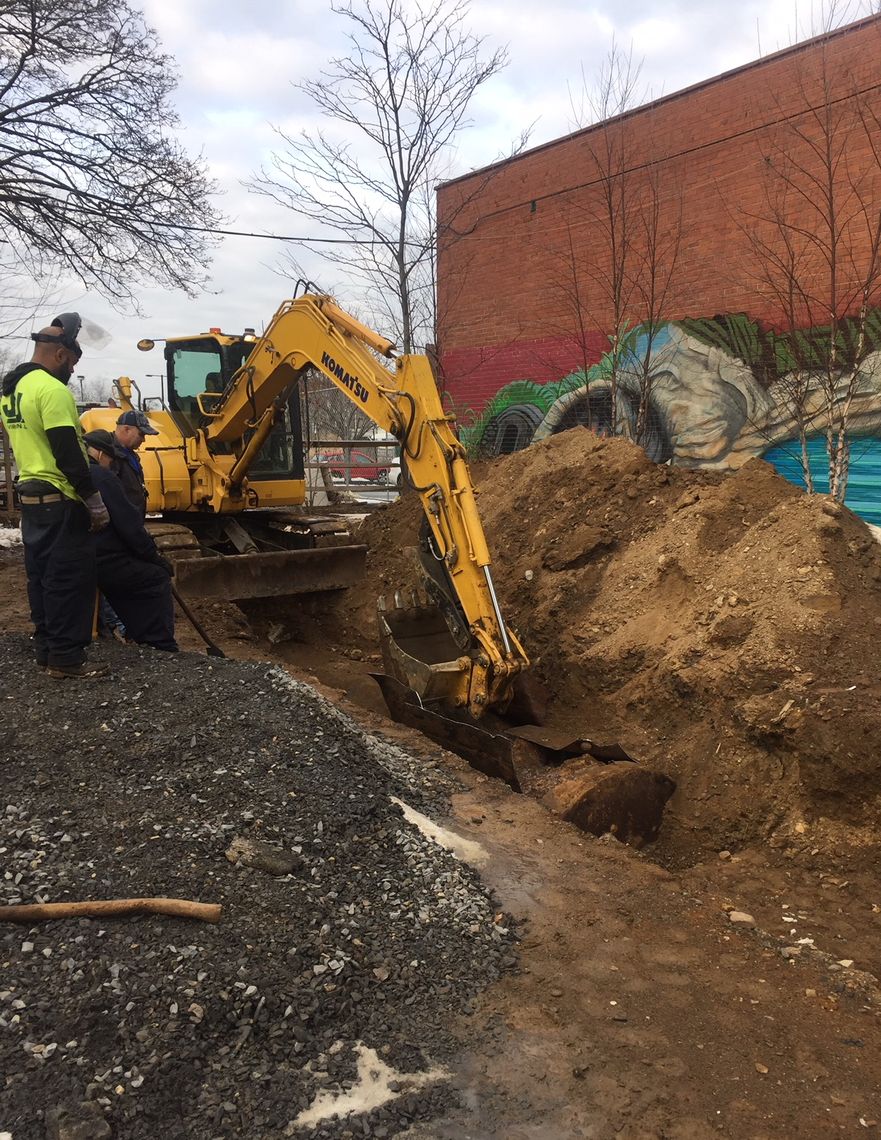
45,662,109,680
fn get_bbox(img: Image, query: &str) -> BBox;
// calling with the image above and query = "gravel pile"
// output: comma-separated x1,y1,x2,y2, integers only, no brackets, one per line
0,636,515,1139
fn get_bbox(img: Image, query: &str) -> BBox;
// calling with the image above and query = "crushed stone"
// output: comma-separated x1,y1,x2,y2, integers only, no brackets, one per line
0,636,515,1139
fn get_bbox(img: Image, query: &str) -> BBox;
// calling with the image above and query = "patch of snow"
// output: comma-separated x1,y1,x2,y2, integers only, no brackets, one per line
391,796,489,868
0,527,21,549
287,1042,447,1130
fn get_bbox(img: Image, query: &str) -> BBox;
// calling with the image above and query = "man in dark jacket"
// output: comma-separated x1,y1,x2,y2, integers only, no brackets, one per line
0,315,110,678
83,429,178,653
113,408,157,516
94,407,156,638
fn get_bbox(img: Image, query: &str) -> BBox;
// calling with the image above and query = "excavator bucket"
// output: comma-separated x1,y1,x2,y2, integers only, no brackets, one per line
371,672,523,790
375,593,523,787
377,596,470,706
374,595,586,790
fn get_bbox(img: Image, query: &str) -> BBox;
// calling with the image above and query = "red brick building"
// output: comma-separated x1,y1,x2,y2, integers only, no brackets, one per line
436,13,881,458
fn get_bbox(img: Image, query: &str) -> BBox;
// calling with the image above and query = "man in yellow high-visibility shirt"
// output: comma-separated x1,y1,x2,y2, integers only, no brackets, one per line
0,314,110,678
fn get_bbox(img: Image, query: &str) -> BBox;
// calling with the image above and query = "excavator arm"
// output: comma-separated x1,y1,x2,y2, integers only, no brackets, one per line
202,293,528,719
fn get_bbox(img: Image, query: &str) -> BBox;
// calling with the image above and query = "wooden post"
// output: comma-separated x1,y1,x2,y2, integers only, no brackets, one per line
0,421,16,524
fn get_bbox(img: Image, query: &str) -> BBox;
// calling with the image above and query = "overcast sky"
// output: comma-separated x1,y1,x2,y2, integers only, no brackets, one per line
35,0,870,398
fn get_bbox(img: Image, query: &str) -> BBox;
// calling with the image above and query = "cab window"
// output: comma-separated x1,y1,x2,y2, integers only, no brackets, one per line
171,347,224,399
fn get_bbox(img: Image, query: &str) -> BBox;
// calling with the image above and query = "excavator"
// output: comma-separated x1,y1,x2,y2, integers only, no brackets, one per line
81,289,540,781
82,288,676,837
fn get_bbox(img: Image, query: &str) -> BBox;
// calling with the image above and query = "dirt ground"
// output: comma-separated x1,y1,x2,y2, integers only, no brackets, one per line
3,434,881,1137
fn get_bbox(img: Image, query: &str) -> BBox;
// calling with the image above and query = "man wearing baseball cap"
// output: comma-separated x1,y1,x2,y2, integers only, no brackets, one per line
83,428,177,653
114,408,158,518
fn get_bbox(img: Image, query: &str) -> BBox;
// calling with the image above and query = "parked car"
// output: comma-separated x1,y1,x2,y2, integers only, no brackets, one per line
318,449,391,482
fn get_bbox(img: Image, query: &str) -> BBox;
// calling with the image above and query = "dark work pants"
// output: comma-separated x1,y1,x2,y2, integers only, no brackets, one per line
21,497,96,668
96,552,178,652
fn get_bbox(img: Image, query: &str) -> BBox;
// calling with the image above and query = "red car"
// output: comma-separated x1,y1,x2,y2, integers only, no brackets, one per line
320,449,391,482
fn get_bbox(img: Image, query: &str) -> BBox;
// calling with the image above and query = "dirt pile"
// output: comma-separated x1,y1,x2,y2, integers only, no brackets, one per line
349,429,881,863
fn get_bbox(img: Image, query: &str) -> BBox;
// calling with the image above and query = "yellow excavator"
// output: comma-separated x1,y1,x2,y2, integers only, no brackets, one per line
81,290,541,779
81,289,677,837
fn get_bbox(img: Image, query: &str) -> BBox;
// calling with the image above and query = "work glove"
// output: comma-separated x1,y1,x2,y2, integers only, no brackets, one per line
156,555,175,578
84,492,110,533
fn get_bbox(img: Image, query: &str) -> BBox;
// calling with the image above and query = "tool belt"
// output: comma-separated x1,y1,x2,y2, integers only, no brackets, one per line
20,493,64,504
18,482,65,505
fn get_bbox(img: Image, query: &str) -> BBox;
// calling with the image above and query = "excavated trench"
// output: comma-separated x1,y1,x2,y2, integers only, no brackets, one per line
195,429,881,877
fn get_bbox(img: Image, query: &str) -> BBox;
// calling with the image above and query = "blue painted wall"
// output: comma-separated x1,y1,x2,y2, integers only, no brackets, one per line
763,438,881,525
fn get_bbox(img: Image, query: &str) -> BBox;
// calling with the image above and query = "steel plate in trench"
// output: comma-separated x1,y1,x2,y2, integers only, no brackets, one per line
506,724,636,764
173,544,367,602
371,673,523,792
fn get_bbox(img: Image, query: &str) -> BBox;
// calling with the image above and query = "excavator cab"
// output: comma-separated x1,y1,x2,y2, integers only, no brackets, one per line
163,335,240,432
163,334,307,485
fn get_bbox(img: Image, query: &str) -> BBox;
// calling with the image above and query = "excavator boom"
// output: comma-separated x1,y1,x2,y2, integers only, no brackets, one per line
82,293,527,726
195,293,527,718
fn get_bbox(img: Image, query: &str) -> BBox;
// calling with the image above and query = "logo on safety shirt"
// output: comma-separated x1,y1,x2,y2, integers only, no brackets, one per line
0,392,24,427
320,351,369,404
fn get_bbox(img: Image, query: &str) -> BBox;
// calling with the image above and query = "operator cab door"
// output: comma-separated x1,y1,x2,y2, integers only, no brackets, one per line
165,337,304,479
165,338,228,440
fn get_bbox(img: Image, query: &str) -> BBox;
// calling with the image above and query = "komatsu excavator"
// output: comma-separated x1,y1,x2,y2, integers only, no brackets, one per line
82,289,677,835
81,290,538,777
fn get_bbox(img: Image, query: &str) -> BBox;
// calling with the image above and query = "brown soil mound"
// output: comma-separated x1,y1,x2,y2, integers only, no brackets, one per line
347,428,881,864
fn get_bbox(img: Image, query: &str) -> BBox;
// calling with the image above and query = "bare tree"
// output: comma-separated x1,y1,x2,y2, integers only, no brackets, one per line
251,0,508,353
741,18,881,501
537,218,600,427
303,373,373,444
75,376,113,406
0,247,62,344
547,41,681,442
0,0,220,306
579,42,645,436
0,342,14,378
628,158,683,446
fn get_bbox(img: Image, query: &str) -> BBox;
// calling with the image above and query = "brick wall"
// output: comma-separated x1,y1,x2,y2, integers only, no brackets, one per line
437,15,881,414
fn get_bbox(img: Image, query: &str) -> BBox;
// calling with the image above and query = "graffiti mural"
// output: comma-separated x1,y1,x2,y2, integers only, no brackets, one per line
460,314,881,524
